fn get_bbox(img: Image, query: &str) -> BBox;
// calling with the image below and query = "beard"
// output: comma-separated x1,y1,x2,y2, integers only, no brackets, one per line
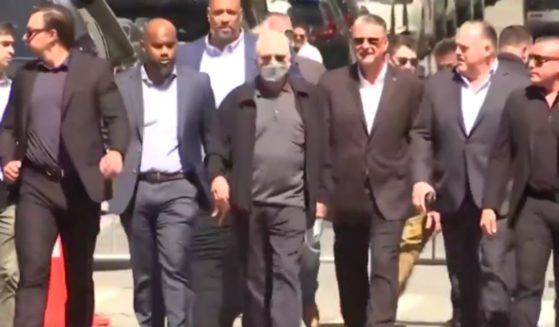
155,61,174,77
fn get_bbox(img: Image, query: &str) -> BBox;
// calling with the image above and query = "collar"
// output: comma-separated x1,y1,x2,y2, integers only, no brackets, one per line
498,52,525,66
38,54,70,73
141,64,178,87
458,59,499,87
204,31,244,56
358,61,388,88
0,76,10,88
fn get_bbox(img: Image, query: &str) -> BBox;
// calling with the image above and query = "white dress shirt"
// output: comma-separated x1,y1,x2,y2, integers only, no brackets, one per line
199,32,246,107
140,66,182,173
358,63,388,133
460,60,499,135
297,42,324,64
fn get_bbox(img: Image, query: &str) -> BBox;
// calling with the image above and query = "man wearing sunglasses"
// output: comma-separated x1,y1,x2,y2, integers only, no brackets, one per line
388,34,419,75
318,14,422,327
0,5,129,327
411,21,530,327
292,23,324,64
481,36,559,327
207,29,330,327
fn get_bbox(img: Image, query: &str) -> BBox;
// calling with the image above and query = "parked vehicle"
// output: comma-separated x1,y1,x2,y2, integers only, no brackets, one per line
524,0,559,37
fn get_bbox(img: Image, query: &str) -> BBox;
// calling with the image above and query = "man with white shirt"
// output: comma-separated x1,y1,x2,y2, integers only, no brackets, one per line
410,21,530,327
0,21,16,327
177,1,258,326
318,15,422,326
110,19,215,327
292,23,324,64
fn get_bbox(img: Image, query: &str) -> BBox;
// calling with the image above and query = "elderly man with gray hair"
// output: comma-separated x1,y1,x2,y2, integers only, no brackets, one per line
206,29,331,327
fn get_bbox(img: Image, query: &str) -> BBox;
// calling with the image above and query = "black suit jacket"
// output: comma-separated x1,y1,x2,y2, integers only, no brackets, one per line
319,63,423,221
206,77,332,227
0,50,130,203
483,86,553,225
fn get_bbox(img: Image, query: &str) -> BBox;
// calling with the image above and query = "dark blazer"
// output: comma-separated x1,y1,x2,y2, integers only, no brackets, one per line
410,63,530,214
483,86,552,225
109,64,215,214
205,77,331,227
177,33,259,82
319,64,422,221
0,50,130,203
295,55,327,85
498,52,529,78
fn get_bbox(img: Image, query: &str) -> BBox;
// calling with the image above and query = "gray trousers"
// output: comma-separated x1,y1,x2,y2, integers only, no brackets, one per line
236,205,306,327
0,205,17,327
121,179,199,327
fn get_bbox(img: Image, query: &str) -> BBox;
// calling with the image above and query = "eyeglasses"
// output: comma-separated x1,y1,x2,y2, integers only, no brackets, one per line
24,27,49,40
528,54,559,67
396,57,418,67
353,37,382,46
260,54,288,63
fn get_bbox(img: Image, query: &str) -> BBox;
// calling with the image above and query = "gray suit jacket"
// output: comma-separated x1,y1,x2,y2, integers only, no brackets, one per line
177,33,259,82
109,64,216,215
410,63,530,214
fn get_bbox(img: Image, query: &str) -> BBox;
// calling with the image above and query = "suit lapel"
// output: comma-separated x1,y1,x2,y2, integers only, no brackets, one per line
129,65,144,140
451,72,467,136
468,69,507,135
61,51,82,120
370,66,397,138
347,65,368,136
177,68,191,141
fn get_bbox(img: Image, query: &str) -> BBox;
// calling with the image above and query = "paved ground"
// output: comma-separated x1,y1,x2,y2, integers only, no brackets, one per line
91,0,549,325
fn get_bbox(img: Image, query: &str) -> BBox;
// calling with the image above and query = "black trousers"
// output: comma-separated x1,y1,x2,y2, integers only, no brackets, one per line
442,193,515,327
190,212,243,327
333,198,405,327
235,205,306,327
511,196,559,327
13,167,100,327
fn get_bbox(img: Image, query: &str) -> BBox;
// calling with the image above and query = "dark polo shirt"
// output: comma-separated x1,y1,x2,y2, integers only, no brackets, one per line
25,60,69,169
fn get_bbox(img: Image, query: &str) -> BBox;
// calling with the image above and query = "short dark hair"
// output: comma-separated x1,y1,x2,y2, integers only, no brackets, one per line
433,38,456,58
499,25,532,48
388,34,416,55
293,23,309,35
0,22,15,36
32,4,75,49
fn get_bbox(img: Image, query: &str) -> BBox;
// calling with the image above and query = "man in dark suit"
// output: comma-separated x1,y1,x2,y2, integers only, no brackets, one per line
319,14,422,327
176,0,257,325
498,25,532,77
411,21,530,327
0,5,129,327
207,29,330,327
481,36,559,327
110,19,214,327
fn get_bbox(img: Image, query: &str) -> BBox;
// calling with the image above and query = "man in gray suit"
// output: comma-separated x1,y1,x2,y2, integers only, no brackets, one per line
411,21,530,327
110,19,215,327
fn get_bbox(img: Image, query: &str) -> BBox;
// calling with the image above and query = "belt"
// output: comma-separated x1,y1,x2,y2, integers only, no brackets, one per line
25,161,64,182
138,171,186,183
526,187,559,203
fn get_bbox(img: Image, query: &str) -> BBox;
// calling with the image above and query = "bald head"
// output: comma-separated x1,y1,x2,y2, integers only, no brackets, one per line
207,0,242,47
142,18,177,79
264,13,292,33
455,20,497,78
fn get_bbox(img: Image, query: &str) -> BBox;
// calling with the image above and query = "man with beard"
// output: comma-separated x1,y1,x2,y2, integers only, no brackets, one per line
207,29,330,327
177,0,258,325
110,18,215,327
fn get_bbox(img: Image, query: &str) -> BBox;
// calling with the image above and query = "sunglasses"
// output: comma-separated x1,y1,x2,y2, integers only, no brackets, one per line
293,33,306,40
24,27,49,40
529,54,559,67
353,37,382,46
396,57,418,67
